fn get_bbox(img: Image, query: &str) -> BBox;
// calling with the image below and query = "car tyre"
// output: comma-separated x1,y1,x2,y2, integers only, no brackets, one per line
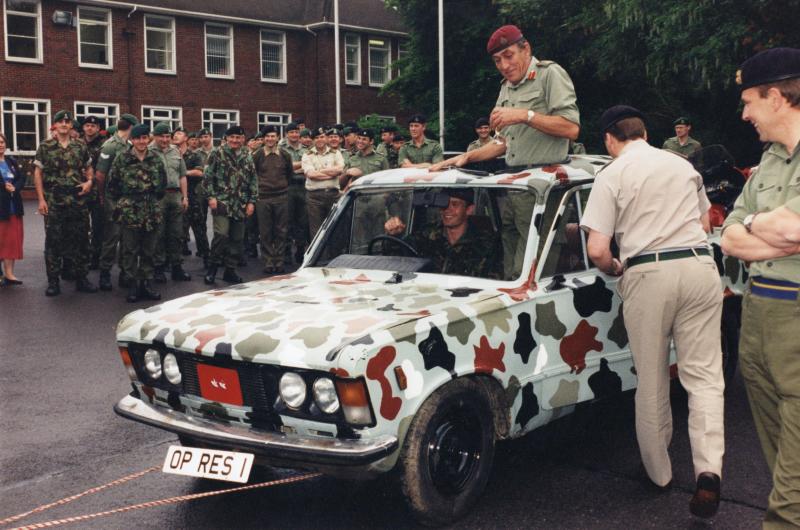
397,378,495,527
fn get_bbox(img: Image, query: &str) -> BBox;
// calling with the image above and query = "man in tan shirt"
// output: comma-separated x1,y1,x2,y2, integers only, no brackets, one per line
581,105,724,519
302,127,344,237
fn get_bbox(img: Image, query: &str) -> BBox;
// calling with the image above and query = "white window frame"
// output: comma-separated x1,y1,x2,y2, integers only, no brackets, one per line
204,22,234,79
3,0,43,64
344,33,361,86
259,29,287,83
368,36,392,87
77,6,113,69
1,97,50,155
74,101,119,131
202,109,240,143
257,112,292,137
144,14,176,75
141,105,182,132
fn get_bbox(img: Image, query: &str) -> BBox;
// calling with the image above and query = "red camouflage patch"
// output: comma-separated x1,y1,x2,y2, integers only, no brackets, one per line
474,336,506,374
559,319,602,374
366,346,402,420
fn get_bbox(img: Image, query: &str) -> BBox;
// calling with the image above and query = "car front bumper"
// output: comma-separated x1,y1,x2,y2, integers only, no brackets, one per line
114,394,398,468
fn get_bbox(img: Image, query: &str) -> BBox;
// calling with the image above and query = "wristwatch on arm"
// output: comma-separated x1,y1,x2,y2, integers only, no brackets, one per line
527,110,536,125
743,212,759,233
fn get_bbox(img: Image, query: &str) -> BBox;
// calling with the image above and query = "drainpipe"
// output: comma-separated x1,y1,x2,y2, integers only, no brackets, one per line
123,5,138,116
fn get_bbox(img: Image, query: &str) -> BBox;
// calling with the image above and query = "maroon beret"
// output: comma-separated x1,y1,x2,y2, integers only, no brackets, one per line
487,25,525,55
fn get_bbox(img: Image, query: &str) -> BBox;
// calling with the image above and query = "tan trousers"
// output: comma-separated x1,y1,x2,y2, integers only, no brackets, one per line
619,254,725,486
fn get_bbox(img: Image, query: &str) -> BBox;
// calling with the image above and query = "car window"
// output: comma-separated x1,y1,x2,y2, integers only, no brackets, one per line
539,187,590,277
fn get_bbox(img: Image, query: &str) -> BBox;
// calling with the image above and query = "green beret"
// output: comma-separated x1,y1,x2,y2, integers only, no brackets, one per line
119,114,139,127
53,110,73,122
188,131,197,139
153,122,172,135
130,124,151,138
198,128,211,136
107,125,118,136
299,128,311,138
673,117,691,126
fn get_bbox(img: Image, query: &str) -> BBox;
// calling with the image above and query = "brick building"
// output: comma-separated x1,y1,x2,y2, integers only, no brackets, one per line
1,0,409,159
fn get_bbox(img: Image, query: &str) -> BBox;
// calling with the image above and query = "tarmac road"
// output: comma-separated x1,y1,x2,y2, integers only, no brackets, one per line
0,200,772,529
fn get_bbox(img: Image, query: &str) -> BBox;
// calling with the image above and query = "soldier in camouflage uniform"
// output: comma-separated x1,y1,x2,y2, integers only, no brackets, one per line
96,113,139,291
203,125,258,284
108,124,167,302
176,129,208,262
79,115,106,270
33,110,97,296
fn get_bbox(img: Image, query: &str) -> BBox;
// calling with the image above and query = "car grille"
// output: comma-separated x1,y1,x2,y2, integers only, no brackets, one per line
178,353,278,411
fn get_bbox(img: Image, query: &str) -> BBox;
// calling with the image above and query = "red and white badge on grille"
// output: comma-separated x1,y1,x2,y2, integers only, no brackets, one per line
196,364,244,406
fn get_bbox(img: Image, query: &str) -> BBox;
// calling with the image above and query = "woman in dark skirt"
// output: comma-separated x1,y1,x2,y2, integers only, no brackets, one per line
0,132,25,285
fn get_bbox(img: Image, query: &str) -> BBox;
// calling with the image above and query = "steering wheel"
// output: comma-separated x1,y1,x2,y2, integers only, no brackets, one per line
367,235,419,257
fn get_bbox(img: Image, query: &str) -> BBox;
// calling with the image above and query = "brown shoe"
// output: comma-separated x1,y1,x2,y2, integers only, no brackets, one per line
690,472,720,518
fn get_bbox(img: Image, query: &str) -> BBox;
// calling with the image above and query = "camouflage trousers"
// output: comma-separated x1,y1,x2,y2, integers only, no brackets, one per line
154,192,184,269
288,180,309,250
306,188,339,240
739,288,800,529
88,198,104,262
44,204,90,280
99,197,123,274
245,211,260,253
499,191,536,281
120,226,158,281
256,194,289,268
209,214,245,269
184,179,209,257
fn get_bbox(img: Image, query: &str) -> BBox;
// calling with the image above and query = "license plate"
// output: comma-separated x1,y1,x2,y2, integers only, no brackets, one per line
163,445,254,483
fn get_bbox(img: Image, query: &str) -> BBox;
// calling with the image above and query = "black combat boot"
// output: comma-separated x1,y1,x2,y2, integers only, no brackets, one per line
204,265,218,285
139,280,161,301
171,265,192,281
119,271,132,288
153,266,167,283
181,242,192,256
45,278,61,297
76,277,98,293
222,268,243,284
126,283,139,303
99,270,113,291
89,255,100,270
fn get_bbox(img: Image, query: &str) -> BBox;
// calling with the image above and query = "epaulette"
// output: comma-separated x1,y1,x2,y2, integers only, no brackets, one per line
536,60,554,67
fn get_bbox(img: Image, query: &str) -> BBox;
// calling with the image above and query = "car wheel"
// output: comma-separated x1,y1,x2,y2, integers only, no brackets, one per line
397,378,495,527
721,300,741,387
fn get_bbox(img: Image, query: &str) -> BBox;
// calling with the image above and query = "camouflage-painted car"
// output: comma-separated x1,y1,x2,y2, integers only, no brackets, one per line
114,157,746,525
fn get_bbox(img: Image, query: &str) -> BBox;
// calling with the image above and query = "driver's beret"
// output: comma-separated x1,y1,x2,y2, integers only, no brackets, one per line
737,47,800,90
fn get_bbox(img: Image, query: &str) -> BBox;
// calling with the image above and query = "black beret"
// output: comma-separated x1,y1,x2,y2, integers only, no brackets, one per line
599,105,646,132
294,117,305,124
673,117,691,126
445,188,474,205
310,127,327,138
474,117,490,128
285,122,299,132
197,128,211,136
738,47,800,90
357,128,374,140
225,125,245,136
188,131,198,139
260,125,279,136
130,124,151,138
344,121,359,129
327,128,344,138
82,115,100,126
408,114,427,125
392,133,406,142
334,123,344,130
171,126,186,136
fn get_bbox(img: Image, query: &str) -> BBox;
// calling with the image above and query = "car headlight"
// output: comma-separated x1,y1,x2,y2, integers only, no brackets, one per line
163,353,181,385
312,377,340,414
143,349,162,380
279,372,307,409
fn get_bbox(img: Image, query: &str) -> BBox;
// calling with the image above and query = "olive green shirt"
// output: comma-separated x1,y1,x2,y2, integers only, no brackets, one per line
96,134,129,176
467,138,492,152
496,56,580,166
345,149,389,180
148,143,187,189
662,136,702,158
397,137,444,165
723,142,800,282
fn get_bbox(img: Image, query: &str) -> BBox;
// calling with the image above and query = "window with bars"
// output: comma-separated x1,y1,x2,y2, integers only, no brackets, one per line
260,30,286,82
345,33,360,85
205,23,233,78
202,109,239,143
368,37,391,87
145,15,175,74
257,112,292,137
1,98,49,154
4,0,42,63
74,102,119,131
78,7,112,68
141,106,182,132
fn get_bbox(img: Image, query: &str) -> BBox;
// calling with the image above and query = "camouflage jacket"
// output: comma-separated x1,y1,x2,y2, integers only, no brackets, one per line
81,133,105,201
410,219,499,278
203,145,258,220
34,138,92,207
108,148,167,231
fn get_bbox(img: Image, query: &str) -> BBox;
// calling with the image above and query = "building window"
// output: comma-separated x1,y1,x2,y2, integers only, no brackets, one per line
1,98,49,154
144,15,175,74
202,109,239,144
74,102,119,131
345,33,361,85
141,106,182,132
397,40,408,75
78,7,112,68
4,0,43,63
257,112,292,137
368,37,391,87
260,30,286,83
205,23,233,78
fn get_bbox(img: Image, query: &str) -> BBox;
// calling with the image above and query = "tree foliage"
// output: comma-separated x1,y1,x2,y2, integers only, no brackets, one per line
385,0,800,164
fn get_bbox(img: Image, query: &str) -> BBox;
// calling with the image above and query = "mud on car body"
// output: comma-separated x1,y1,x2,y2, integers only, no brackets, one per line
114,156,746,526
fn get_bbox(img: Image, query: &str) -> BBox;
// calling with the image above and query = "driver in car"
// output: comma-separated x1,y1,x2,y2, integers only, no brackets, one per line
383,189,499,278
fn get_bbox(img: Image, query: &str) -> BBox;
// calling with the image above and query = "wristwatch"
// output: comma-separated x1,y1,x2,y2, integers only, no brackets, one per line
527,110,536,124
743,212,758,233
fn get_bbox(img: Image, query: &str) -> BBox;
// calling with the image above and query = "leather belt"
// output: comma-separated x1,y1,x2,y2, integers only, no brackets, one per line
626,248,710,268
751,276,800,301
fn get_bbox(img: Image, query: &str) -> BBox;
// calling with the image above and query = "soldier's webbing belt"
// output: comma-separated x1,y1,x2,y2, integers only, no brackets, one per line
750,276,800,301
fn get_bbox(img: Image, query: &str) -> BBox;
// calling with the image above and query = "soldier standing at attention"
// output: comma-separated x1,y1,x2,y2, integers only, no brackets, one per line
302,127,344,237
721,48,800,528
203,125,257,285
175,128,208,262
95,113,138,291
662,117,702,157
582,105,723,519
108,124,167,303
33,110,96,296
80,115,105,270
398,115,444,168
283,122,309,264
466,117,493,152
149,123,190,282
253,125,294,274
